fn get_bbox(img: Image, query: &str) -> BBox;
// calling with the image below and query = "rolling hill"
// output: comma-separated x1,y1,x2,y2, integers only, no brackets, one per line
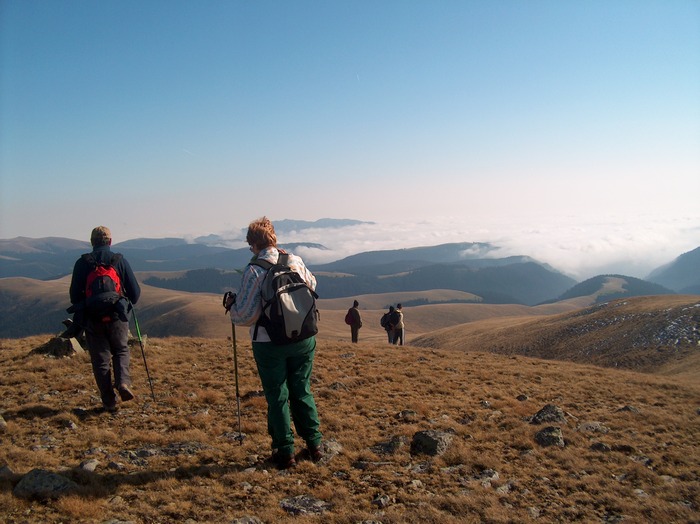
647,246,700,294
412,294,700,376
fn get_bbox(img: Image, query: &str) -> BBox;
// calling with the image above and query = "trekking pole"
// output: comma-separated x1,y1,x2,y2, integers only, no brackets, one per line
231,322,243,445
224,291,243,444
130,304,156,402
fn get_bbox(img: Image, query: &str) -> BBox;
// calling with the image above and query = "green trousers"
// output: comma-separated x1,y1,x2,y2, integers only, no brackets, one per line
252,336,322,456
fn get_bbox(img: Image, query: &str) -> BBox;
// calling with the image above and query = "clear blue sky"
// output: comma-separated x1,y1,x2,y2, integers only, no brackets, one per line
1,1,699,276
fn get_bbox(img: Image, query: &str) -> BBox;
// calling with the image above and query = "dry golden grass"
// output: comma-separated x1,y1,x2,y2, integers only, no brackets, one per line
1,326,699,523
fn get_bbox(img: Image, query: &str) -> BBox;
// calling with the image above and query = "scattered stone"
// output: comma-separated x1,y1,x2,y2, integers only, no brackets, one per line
577,421,609,433
476,469,500,487
280,494,331,515
410,430,453,456
231,517,264,524
530,404,567,425
616,405,640,414
329,381,349,391
61,419,78,430
457,413,474,424
317,438,342,463
528,506,541,519
409,461,432,474
611,444,636,454
339,352,355,359
13,468,80,500
396,409,419,422
631,455,653,467
534,426,565,447
371,494,393,508
31,337,85,358
79,459,100,472
0,414,7,433
590,442,611,452
480,400,492,408
371,435,407,455
516,394,529,402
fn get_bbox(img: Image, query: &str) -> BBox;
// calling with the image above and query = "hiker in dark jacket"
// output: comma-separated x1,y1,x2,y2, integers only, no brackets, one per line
391,303,405,346
347,300,362,343
381,306,395,343
69,226,141,413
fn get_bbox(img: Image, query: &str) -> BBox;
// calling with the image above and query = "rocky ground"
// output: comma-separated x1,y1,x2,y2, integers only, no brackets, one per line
1,333,699,523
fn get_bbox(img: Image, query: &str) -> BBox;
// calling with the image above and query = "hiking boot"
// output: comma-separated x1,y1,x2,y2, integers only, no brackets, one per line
270,451,297,470
118,384,135,402
308,445,323,463
102,404,118,414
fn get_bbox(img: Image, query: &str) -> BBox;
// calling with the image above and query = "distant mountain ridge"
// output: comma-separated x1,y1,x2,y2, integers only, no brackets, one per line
647,246,700,294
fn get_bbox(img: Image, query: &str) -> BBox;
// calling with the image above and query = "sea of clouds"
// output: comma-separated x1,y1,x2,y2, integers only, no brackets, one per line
212,214,700,282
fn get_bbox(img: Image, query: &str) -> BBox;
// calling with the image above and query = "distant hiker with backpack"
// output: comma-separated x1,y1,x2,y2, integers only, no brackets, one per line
68,226,141,413
381,306,395,343
391,303,405,346
224,217,323,469
345,300,362,343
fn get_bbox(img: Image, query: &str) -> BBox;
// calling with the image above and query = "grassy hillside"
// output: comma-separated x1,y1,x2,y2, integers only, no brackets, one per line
0,276,583,339
413,295,700,377
1,333,698,523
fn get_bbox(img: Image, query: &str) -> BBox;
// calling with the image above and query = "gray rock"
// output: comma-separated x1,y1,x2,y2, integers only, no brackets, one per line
534,426,565,447
0,414,7,433
13,468,80,500
280,494,331,515
476,469,500,487
230,517,264,524
79,459,100,472
530,404,567,425
410,430,453,456
577,421,609,433
371,435,407,455
590,442,611,452
371,494,393,508
31,337,85,358
396,409,419,422
616,405,640,414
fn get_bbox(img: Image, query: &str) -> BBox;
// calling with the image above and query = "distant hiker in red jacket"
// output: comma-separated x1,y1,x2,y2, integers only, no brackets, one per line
345,300,362,343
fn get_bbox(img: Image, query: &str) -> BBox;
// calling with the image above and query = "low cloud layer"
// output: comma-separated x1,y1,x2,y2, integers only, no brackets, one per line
266,215,699,281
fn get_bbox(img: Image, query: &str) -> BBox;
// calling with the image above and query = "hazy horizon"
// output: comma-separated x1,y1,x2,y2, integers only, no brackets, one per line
2,214,697,281
1,2,698,281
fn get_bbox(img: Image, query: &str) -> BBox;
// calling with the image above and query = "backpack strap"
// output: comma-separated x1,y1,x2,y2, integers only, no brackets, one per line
82,252,122,268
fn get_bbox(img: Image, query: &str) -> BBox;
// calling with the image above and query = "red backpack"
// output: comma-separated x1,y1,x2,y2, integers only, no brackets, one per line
83,253,124,320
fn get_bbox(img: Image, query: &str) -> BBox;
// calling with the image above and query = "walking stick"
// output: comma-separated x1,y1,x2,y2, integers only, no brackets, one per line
224,291,243,444
231,322,243,445
130,304,156,401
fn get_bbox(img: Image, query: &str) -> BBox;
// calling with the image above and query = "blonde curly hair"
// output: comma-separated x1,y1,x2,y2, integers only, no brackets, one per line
246,217,277,250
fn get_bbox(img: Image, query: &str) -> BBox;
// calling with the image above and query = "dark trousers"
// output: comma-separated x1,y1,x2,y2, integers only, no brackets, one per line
252,336,322,456
85,318,131,408
351,326,359,343
393,327,404,346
